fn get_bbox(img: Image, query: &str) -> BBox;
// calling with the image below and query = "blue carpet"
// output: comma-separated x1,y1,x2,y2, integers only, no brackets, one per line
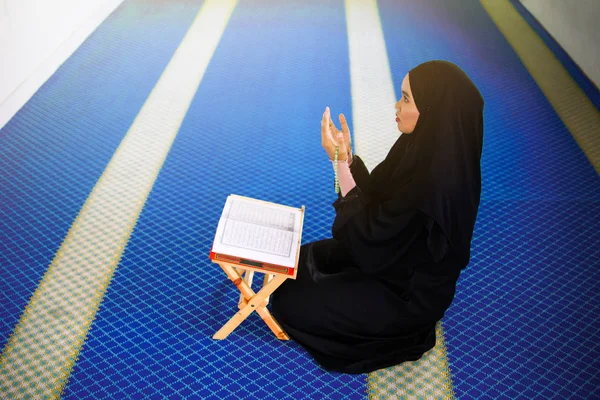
61,1,365,398
0,0,204,351
1,0,599,398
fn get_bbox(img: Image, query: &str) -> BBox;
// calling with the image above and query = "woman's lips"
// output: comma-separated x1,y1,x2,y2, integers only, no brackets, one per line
396,117,400,122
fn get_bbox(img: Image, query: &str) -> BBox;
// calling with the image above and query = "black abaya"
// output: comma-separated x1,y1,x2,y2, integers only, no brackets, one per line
271,60,484,374
271,156,462,374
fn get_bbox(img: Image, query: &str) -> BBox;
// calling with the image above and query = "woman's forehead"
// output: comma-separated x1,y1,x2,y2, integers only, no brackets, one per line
401,74,411,92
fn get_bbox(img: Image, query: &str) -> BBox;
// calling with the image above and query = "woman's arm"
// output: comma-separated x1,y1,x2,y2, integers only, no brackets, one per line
348,155,370,189
332,154,370,198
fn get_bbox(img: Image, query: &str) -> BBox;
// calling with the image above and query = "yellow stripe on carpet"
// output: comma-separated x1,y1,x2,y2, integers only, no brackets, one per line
481,0,600,174
368,323,455,399
344,0,399,172
344,0,456,397
0,1,237,397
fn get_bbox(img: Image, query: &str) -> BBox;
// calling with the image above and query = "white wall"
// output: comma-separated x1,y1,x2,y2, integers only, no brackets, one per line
0,0,124,129
520,0,600,89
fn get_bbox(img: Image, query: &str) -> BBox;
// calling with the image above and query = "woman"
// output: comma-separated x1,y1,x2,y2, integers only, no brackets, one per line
271,60,484,374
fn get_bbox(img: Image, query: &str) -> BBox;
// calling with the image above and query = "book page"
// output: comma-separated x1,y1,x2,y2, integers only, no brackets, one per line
222,220,293,257
211,195,303,268
227,200,295,233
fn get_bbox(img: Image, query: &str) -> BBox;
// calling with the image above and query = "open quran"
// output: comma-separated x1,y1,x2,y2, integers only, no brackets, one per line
210,195,304,276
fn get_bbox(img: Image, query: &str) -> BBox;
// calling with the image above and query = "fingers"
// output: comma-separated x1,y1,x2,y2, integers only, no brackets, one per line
325,107,337,145
321,109,328,146
340,114,350,141
321,107,336,158
339,113,349,134
328,110,340,134
324,107,332,141
339,113,351,153
329,119,338,134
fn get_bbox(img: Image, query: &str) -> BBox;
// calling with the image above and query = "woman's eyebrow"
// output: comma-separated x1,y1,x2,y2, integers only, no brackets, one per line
402,90,411,98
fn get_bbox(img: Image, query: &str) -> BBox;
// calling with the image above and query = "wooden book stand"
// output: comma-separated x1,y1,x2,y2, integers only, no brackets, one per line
212,260,296,340
210,196,303,340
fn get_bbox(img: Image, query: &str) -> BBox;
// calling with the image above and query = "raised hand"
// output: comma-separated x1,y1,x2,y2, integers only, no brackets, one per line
321,107,348,161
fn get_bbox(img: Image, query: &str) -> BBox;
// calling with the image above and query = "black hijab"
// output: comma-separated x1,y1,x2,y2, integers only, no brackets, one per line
368,60,484,266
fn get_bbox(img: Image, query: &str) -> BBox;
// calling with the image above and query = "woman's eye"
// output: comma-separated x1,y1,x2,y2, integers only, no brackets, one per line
403,96,409,103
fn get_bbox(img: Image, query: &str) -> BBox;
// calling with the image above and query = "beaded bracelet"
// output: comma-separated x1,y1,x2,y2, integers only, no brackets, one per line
333,146,340,194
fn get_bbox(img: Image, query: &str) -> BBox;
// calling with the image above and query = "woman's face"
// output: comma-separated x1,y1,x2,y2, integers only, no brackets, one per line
395,74,420,134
